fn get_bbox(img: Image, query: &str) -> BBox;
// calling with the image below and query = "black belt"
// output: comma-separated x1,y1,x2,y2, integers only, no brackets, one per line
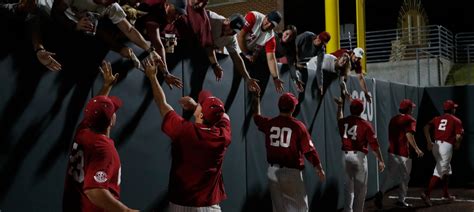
344,151,358,154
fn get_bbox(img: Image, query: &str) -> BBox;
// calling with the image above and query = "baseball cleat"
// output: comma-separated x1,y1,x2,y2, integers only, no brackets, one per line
420,192,433,207
395,201,412,208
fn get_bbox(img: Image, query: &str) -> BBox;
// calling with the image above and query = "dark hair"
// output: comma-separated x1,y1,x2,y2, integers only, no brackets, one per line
399,108,410,114
279,106,294,114
285,25,297,35
444,109,454,114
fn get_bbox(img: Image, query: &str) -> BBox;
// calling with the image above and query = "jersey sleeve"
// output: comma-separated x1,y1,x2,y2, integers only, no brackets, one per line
162,110,186,141
253,114,271,132
242,11,256,33
83,141,116,190
330,49,345,58
108,3,127,24
405,117,417,134
365,122,380,151
264,36,276,53
216,114,232,145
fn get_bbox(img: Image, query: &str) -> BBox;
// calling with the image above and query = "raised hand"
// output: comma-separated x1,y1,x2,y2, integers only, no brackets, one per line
100,61,118,86
143,58,157,78
36,49,61,71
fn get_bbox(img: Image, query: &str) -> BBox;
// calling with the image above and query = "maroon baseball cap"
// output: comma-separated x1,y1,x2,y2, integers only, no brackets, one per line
278,92,298,111
84,96,122,129
350,99,364,115
318,31,331,44
198,90,225,125
443,100,458,110
399,99,416,110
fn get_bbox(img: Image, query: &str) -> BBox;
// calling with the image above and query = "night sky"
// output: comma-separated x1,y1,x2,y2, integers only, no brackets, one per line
284,0,472,35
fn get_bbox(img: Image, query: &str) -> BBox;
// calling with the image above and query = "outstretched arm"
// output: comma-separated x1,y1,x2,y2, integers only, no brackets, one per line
251,93,261,116
357,73,371,103
144,59,173,117
97,61,119,96
267,52,284,93
229,51,261,94
335,97,343,120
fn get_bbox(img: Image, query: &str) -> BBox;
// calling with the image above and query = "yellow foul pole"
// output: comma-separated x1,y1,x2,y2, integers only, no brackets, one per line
356,0,367,73
325,0,340,53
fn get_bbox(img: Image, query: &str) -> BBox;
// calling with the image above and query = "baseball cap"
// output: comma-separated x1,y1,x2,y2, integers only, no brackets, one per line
278,92,298,111
443,100,458,110
350,99,364,115
198,90,225,126
318,31,331,44
84,96,122,129
399,99,416,110
353,47,365,59
168,0,187,15
229,13,246,34
266,11,282,27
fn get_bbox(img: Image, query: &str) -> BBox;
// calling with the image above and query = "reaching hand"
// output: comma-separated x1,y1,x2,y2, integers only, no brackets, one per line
334,97,343,106
294,79,305,93
120,47,142,70
100,61,118,86
212,64,224,81
36,49,61,71
364,92,372,103
273,78,284,93
164,73,183,89
179,96,197,111
76,17,93,32
247,78,261,94
143,58,157,78
378,161,385,172
316,169,326,181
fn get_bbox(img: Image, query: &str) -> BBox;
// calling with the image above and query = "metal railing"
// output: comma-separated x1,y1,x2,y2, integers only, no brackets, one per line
455,32,474,63
340,25,455,63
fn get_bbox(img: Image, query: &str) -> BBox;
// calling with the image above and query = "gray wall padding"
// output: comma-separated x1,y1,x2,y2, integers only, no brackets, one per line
0,48,473,211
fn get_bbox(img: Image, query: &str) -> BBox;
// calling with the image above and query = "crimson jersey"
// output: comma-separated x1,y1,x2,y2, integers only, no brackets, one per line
162,111,232,207
429,114,464,145
388,114,416,157
253,115,320,170
330,49,362,74
63,122,122,212
338,115,379,154
242,11,277,53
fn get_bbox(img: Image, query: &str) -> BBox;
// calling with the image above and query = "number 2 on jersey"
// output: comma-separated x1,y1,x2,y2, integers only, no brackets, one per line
438,119,448,131
343,124,358,140
270,127,292,148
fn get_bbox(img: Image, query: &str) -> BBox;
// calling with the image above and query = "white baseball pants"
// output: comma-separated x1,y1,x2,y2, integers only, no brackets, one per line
343,151,368,212
380,153,412,202
267,165,309,212
432,140,453,177
169,202,221,212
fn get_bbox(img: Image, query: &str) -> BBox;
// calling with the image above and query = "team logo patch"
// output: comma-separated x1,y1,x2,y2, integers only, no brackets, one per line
94,171,108,183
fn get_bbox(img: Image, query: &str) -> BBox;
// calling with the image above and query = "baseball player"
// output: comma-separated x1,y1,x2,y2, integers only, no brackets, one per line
143,59,231,211
335,98,385,212
375,99,424,209
252,92,326,212
237,10,285,93
63,61,139,212
420,100,464,206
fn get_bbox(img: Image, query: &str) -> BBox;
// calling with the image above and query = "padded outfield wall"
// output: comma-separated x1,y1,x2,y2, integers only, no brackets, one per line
0,32,473,211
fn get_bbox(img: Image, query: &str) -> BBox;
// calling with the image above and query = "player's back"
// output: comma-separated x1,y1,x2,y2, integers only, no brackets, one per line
254,115,307,170
338,115,375,154
431,114,463,144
